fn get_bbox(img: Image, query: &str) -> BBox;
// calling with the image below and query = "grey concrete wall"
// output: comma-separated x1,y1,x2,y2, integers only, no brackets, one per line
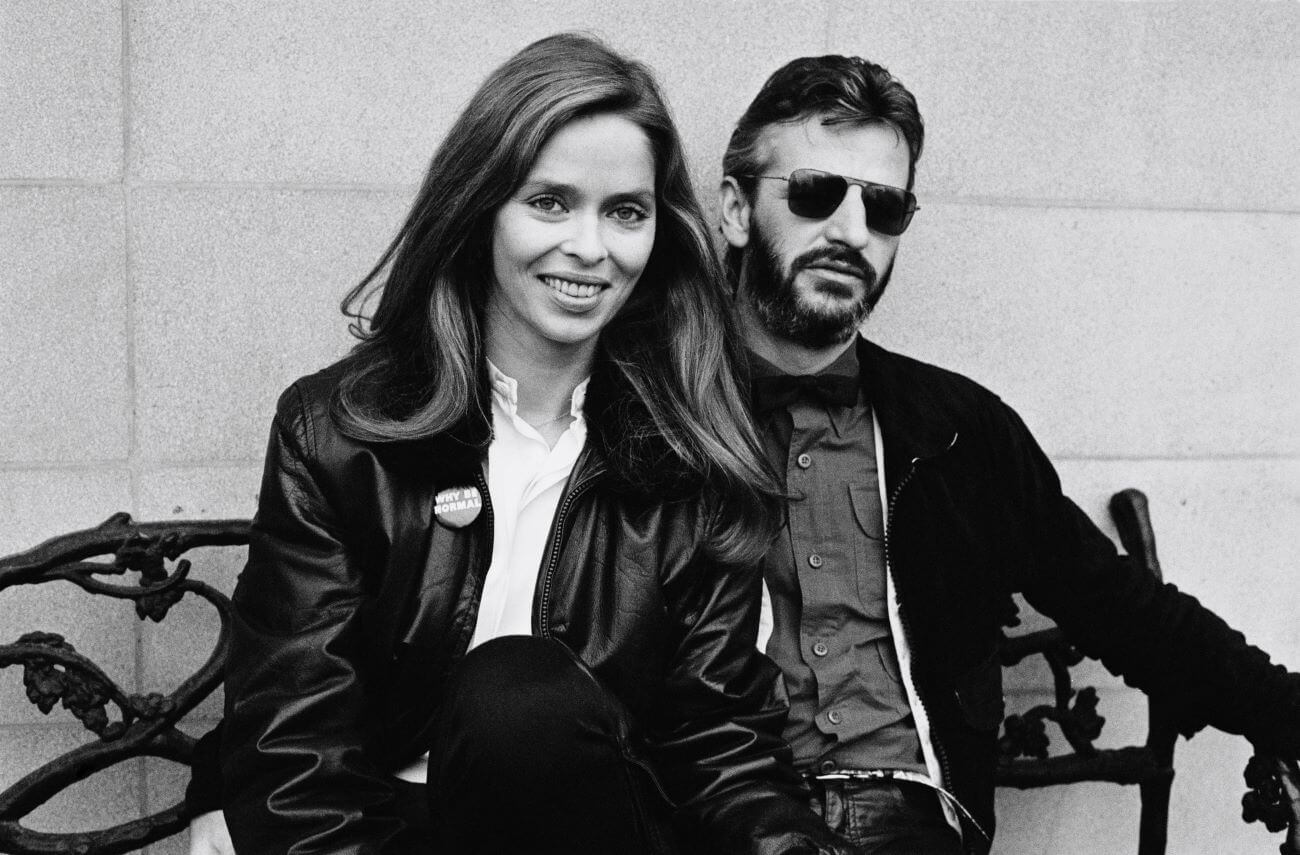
1,2,1295,852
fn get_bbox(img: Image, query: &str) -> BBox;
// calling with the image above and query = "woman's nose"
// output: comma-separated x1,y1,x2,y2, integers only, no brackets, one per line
561,214,609,265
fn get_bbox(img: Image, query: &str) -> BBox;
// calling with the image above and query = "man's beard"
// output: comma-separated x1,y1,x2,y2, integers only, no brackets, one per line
743,225,892,349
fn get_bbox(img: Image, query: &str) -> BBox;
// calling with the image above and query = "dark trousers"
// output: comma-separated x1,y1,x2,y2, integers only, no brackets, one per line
395,635,678,854
807,777,965,854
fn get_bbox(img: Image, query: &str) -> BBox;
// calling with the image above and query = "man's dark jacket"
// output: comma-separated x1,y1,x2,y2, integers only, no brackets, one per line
855,336,1299,852
208,359,846,855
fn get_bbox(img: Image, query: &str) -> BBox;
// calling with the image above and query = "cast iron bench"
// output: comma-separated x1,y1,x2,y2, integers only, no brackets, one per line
1,491,1296,854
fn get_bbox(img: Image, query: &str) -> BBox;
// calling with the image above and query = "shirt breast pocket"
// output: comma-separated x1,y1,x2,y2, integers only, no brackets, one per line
848,484,887,619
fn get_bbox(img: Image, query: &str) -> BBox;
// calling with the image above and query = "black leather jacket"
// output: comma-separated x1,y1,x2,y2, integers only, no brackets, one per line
218,361,842,855
859,336,1300,853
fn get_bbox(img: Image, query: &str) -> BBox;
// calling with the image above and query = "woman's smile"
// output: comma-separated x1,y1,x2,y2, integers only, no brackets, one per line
539,273,608,305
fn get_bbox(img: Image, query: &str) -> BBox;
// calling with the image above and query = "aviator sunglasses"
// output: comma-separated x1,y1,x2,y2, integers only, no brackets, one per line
742,168,919,236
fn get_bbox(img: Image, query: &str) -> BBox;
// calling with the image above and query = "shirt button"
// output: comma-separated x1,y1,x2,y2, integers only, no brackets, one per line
808,554,823,568
796,453,813,469
812,641,829,657
819,759,837,773
827,709,843,725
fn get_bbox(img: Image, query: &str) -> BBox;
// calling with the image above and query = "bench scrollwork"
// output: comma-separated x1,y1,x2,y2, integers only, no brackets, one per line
0,512,247,855
994,489,1298,854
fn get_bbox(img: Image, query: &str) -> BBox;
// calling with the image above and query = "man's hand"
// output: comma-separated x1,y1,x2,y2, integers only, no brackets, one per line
188,809,234,855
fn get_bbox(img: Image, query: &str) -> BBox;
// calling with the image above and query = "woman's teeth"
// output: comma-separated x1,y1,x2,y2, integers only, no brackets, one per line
542,276,602,298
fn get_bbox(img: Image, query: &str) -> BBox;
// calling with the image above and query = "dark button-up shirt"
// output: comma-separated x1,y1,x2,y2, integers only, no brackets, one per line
750,345,925,774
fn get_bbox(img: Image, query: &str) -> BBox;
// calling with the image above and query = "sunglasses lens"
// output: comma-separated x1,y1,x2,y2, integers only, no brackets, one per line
782,170,917,235
861,185,913,236
786,171,847,219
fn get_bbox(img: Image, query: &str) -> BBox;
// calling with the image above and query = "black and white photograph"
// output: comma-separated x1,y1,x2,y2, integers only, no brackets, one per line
1,3,1296,853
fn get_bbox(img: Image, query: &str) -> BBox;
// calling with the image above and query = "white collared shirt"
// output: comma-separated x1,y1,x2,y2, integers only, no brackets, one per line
466,360,588,649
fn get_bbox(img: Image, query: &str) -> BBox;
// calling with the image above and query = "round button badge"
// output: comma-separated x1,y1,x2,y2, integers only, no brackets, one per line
434,485,483,529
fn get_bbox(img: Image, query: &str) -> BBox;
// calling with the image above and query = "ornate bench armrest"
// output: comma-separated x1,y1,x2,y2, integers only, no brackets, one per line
0,512,247,855
1243,755,1300,855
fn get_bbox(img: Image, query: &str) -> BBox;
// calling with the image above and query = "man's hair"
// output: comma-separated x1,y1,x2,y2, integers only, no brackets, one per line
334,32,779,564
722,55,924,282
724,54,924,191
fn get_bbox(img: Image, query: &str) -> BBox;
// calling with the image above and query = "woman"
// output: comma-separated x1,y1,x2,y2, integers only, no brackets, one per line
188,33,848,855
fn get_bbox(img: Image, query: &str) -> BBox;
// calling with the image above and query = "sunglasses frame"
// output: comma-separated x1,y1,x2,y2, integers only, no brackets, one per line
740,168,919,236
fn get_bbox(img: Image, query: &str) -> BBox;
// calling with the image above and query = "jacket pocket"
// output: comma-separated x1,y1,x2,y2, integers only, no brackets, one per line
953,654,1005,732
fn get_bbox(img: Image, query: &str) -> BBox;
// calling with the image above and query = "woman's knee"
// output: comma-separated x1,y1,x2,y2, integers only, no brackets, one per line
428,637,676,854
435,635,627,766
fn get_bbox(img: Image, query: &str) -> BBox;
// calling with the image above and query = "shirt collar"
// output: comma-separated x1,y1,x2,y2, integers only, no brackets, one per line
486,359,589,423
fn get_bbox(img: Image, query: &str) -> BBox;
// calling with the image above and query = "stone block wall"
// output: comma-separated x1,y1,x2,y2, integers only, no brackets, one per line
1,2,1295,852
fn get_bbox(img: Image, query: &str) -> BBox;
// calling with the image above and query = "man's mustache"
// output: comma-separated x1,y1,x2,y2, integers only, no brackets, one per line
791,247,875,283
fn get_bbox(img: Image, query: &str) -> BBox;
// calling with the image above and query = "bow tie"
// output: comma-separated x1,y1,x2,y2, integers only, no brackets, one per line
751,373,858,414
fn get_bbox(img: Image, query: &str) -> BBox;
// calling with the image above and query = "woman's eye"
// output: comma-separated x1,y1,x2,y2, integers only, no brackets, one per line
528,196,566,214
610,204,649,223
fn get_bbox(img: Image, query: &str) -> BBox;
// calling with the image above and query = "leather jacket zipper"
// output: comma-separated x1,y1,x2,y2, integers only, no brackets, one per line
454,468,496,659
535,470,602,638
884,432,988,852
529,465,673,809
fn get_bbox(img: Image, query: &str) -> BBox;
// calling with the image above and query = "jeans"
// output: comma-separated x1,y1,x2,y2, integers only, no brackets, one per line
408,635,679,854
807,777,965,854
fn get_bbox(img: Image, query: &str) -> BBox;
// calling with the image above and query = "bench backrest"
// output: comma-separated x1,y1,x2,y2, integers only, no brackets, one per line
2,495,1294,854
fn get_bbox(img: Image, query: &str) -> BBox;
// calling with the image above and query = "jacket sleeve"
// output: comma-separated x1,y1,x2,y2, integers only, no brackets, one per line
221,385,412,855
993,400,1300,756
184,722,223,815
648,534,854,855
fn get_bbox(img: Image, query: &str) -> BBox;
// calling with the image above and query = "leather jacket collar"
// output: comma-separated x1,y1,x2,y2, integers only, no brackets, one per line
336,350,692,500
857,337,963,488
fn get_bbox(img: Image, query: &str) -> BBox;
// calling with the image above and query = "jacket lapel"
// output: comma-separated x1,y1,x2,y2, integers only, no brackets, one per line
858,337,962,496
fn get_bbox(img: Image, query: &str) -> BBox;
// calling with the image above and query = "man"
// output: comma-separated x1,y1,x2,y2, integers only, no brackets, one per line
719,55,1299,854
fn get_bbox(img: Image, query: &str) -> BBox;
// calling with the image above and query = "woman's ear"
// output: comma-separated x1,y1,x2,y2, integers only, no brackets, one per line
718,177,752,251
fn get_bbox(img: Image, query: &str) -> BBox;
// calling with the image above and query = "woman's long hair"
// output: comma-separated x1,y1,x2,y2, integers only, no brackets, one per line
334,32,779,565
